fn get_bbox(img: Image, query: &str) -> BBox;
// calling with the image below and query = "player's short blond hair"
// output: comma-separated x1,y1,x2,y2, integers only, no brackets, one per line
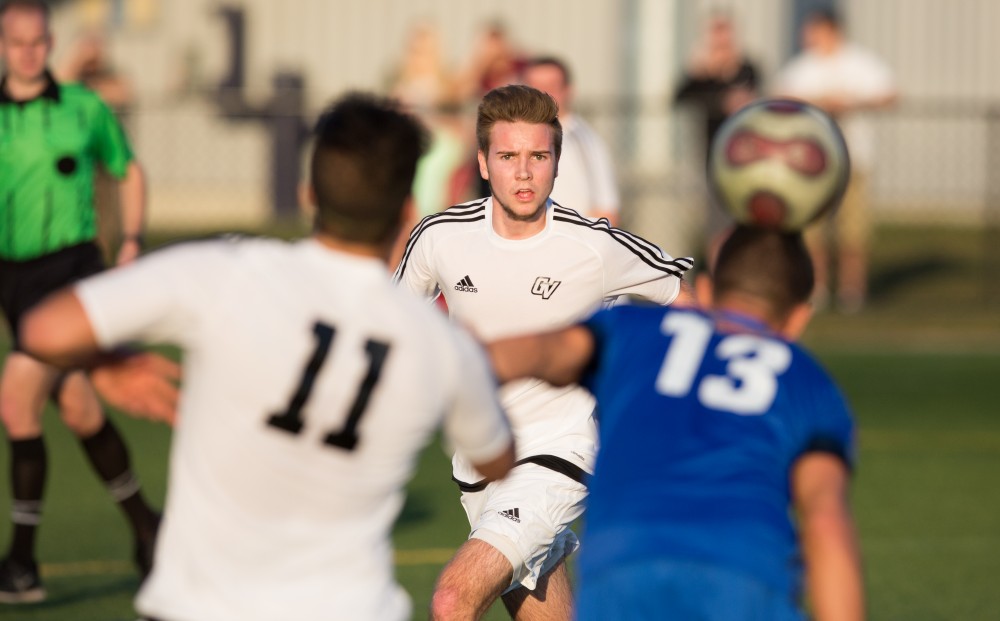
476,84,562,161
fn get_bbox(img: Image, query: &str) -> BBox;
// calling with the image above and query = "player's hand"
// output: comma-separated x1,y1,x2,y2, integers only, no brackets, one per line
90,352,181,425
116,238,142,265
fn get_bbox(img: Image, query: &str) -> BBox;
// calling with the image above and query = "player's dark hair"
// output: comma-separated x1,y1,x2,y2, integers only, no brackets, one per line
524,56,573,87
476,84,563,161
713,225,814,321
310,93,427,244
0,0,49,30
806,7,842,30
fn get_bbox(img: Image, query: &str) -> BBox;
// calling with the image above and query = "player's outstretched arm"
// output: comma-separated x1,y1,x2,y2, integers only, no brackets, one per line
19,287,180,425
487,325,594,386
792,453,866,621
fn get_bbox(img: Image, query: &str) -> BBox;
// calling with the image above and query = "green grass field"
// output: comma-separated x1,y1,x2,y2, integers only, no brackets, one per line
0,224,998,620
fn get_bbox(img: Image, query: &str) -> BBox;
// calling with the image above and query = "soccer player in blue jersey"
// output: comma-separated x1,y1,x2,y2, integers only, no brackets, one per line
488,225,864,621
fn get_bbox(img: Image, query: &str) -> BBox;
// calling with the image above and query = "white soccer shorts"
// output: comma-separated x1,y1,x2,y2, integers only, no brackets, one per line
460,462,588,591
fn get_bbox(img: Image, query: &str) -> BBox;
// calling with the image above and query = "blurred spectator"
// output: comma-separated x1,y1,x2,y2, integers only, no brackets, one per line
57,32,135,263
456,21,526,102
389,22,454,115
457,22,527,198
388,23,471,220
57,32,132,111
673,11,759,268
775,8,897,313
522,56,621,225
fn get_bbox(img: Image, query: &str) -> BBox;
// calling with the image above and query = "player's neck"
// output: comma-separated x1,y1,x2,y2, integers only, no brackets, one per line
491,199,547,240
714,295,782,333
312,232,390,265
4,71,50,101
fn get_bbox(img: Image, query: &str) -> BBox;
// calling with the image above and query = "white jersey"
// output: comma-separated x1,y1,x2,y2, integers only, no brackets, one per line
551,115,620,219
393,198,691,484
75,237,512,621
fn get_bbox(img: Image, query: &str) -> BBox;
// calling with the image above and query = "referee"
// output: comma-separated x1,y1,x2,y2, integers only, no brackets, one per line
0,0,159,603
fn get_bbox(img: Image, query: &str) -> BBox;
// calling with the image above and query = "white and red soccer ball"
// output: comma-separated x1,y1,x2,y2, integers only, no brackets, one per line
708,98,850,231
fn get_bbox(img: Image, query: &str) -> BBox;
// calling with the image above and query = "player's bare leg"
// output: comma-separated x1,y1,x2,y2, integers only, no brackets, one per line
55,370,104,436
502,556,573,621
0,353,59,603
431,538,512,620
57,371,161,578
0,353,58,438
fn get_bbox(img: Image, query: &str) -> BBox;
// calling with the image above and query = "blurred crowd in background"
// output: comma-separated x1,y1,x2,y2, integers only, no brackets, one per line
28,0,1000,312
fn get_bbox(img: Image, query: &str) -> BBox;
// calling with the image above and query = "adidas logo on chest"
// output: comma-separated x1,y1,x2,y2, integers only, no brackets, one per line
454,275,478,293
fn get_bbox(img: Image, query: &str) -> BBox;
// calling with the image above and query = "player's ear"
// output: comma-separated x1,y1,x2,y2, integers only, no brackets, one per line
695,273,714,309
298,182,316,220
477,150,489,180
780,302,813,340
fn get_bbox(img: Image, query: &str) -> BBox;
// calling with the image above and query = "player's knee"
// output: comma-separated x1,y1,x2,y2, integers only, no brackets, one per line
0,392,43,437
57,389,105,437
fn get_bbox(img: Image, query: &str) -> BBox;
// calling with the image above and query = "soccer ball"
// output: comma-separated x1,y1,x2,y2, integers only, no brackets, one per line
708,98,850,231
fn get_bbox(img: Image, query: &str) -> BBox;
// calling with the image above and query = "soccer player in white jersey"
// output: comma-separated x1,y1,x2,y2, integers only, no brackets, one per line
18,93,516,621
394,84,693,620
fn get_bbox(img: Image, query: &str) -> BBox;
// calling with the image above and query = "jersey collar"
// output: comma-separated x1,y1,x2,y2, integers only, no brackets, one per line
0,70,60,105
712,308,779,338
486,197,554,247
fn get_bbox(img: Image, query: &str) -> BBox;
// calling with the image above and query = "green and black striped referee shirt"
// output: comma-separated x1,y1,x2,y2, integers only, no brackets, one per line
0,71,134,261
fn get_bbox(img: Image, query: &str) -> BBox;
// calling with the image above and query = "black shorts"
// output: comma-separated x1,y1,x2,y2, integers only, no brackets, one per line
0,242,105,350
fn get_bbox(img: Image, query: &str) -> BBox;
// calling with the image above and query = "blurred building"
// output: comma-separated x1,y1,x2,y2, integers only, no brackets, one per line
45,0,1000,259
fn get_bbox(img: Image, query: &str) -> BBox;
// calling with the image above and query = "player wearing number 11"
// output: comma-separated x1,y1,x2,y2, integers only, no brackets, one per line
489,225,864,621
17,94,516,621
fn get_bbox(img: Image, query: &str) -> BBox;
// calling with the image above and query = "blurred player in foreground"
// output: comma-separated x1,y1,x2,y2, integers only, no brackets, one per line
489,225,864,620
395,84,692,620
19,93,515,621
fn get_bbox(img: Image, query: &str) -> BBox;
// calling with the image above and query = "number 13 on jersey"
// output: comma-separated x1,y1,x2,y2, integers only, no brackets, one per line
655,312,791,415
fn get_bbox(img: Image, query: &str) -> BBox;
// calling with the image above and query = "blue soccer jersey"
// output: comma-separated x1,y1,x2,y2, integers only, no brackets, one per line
577,304,856,600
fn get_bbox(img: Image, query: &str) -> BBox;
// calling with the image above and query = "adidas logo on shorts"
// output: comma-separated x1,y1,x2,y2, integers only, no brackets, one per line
499,508,520,523
454,275,478,293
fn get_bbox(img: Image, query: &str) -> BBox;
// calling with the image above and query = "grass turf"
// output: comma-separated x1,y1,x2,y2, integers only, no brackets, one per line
0,223,997,619
0,349,996,620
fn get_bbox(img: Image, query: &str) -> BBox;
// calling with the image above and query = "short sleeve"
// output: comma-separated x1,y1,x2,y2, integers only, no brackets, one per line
579,307,618,392
392,219,441,300
75,241,230,349
89,96,134,179
601,231,691,304
790,357,857,471
440,327,512,465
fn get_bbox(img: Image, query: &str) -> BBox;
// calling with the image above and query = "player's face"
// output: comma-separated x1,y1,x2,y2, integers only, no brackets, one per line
522,64,570,116
479,120,558,224
0,8,52,85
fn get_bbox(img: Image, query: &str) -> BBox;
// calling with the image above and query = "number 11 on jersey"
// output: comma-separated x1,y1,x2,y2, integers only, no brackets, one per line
267,321,391,451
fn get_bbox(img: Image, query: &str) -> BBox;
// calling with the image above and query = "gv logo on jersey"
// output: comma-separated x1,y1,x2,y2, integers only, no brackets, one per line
531,277,561,300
